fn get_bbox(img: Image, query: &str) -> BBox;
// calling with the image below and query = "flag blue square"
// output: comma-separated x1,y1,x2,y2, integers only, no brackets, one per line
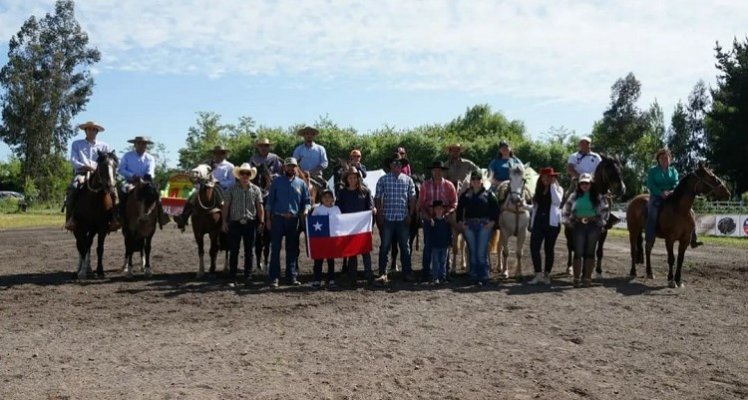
307,215,330,238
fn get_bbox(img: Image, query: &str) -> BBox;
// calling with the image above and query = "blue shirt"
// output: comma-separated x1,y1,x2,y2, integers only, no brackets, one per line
426,217,452,249
292,142,328,174
375,172,416,221
118,151,156,181
488,157,522,182
69,139,114,173
212,160,235,190
267,175,311,215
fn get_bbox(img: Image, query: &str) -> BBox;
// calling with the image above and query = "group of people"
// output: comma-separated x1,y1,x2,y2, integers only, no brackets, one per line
64,121,699,289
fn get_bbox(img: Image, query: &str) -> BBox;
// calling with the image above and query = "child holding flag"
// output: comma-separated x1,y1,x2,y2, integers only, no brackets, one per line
311,189,340,289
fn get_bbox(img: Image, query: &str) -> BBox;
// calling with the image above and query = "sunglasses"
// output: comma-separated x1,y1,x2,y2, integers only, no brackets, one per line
239,172,252,176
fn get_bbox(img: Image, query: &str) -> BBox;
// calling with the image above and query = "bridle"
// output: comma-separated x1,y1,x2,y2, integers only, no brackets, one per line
692,171,724,198
195,178,219,210
86,157,115,193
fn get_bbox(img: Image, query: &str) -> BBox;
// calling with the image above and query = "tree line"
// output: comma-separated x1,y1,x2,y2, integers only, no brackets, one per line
0,0,746,204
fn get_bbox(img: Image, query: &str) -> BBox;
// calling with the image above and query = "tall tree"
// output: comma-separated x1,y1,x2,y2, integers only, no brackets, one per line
667,101,690,171
668,81,711,172
707,38,748,196
0,0,100,200
177,112,229,168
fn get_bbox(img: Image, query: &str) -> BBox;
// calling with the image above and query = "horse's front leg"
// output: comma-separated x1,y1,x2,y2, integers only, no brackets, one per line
674,240,688,288
95,232,106,278
144,236,153,278
195,232,205,278
644,240,655,279
499,231,509,278
514,232,525,278
76,233,93,280
666,239,676,287
208,233,219,275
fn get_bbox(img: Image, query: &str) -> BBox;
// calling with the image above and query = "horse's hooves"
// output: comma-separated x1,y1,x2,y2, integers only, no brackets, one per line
95,272,105,279
676,282,685,288
646,274,655,279
668,280,677,288
144,269,153,279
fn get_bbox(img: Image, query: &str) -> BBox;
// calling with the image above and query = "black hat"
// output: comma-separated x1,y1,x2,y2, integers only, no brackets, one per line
388,157,410,168
431,200,444,208
470,170,483,181
428,160,448,170
499,140,509,148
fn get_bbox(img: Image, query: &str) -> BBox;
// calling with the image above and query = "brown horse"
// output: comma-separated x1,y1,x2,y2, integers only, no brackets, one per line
121,179,160,278
189,166,228,278
626,163,730,287
72,151,118,279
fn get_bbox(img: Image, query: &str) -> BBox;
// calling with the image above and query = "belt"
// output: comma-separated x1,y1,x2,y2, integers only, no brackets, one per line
273,213,298,219
577,217,599,225
465,218,488,223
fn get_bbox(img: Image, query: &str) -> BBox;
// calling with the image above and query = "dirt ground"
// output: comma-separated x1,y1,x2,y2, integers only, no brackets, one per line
0,225,746,400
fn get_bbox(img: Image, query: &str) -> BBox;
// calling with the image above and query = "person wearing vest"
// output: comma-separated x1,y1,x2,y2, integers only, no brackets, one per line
528,167,563,285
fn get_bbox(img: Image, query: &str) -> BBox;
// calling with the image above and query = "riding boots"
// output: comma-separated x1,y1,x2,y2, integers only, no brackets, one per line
173,202,194,232
582,259,595,287
572,259,582,287
64,187,78,231
690,230,703,248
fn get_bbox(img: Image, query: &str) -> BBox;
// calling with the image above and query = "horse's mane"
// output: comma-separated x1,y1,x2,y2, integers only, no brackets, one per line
662,172,695,207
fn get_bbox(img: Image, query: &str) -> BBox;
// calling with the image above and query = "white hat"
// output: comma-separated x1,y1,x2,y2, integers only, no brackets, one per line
232,163,257,180
579,136,592,143
579,173,593,184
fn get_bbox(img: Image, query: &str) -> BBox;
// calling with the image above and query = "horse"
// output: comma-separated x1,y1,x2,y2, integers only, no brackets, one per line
496,164,534,279
251,161,272,272
188,164,228,278
563,155,626,278
121,179,160,278
72,151,119,279
626,163,730,287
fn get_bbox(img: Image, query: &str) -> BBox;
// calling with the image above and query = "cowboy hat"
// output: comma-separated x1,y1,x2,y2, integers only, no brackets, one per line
578,173,593,184
539,167,560,176
579,136,592,143
212,145,230,153
499,140,510,148
232,163,257,180
256,138,272,146
445,143,463,151
78,121,105,132
297,126,319,136
284,157,299,166
428,160,448,170
127,136,154,145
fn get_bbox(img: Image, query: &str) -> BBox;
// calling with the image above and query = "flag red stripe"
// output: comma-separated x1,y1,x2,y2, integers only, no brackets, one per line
309,232,372,259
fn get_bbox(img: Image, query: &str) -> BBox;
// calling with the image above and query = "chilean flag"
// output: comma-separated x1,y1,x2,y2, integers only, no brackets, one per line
306,211,373,259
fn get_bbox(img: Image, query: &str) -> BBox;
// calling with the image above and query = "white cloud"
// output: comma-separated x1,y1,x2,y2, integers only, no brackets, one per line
1,0,746,108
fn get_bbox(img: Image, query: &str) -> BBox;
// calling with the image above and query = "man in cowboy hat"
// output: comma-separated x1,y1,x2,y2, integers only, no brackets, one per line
374,155,417,283
250,138,283,177
292,126,328,191
173,145,233,230
265,157,311,288
117,136,170,227
417,160,458,281
65,121,117,231
566,136,602,193
443,143,480,191
221,163,264,285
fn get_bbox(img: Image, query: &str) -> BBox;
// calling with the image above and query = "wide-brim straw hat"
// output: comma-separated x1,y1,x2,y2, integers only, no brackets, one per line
78,121,105,132
233,163,257,180
579,136,592,143
256,138,272,146
445,143,463,152
127,136,153,145
212,145,230,153
297,126,319,136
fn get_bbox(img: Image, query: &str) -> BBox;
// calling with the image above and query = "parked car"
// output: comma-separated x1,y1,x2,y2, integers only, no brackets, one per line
0,191,27,212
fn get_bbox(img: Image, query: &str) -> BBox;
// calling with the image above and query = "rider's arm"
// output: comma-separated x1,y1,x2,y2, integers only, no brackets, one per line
146,154,156,179
117,153,133,181
550,181,563,207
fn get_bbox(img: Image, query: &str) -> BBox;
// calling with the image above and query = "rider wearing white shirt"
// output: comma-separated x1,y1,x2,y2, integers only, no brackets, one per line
566,136,602,179
117,136,170,227
174,145,234,230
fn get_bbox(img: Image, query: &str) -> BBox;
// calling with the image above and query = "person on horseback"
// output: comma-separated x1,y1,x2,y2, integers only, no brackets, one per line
65,121,119,232
348,149,368,178
117,136,171,228
488,140,523,191
444,143,480,190
292,126,328,193
173,145,233,230
417,160,457,282
565,136,602,195
645,148,703,249
250,138,283,177
562,173,610,287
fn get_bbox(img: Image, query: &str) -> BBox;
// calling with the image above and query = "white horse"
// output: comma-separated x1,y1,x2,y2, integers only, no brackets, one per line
496,164,534,278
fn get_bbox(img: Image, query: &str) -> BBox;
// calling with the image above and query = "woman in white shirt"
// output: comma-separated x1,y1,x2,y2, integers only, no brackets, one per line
528,167,564,285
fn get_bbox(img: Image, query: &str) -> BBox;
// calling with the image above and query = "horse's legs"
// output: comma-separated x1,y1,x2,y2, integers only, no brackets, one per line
674,240,688,288
499,231,509,278
75,234,91,279
195,233,205,278
514,233,525,278
644,240,655,279
95,232,106,278
208,233,219,275
628,230,639,278
595,229,608,278
144,236,153,278
666,239,676,287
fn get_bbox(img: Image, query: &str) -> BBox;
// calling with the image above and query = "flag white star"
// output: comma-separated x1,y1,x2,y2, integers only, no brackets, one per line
313,221,323,231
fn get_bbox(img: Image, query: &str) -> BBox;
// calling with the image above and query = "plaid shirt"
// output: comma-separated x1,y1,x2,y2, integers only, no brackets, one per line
224,183,263,222
417,178,457,218
375,172,416,221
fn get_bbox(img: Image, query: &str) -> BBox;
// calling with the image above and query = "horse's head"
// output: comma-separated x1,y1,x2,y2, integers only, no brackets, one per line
595,155,626,197
508,164,526,204
94,151,118,190
694,162,730,201
133,179,160,210
191,164,216,187
251,161,271,193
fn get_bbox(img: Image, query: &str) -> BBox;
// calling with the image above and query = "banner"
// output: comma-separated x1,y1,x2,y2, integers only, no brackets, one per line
306,211,373,259
714,215,741,237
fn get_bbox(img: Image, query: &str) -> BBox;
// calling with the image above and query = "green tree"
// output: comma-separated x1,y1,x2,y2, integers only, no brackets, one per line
177,112,229,168
707,38,748,195
0,0,100,201
667,80,711,173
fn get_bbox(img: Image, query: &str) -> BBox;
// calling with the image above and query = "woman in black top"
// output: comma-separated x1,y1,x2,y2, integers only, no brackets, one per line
336,166,376,284
456,171,499,285
528,167,564,285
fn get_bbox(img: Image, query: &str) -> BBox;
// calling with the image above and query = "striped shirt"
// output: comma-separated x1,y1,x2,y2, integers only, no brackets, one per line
224,183,263,222
375,172,416,221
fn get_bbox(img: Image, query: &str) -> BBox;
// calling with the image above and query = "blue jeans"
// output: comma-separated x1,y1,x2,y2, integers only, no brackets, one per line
573,222,601,261
463,221,492,282
646,196,663,245
378,220,412,276
269,215,300,283
431,247,448,281
228,220,256,279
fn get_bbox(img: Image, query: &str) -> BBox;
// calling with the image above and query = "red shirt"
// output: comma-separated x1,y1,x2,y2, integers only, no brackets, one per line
418,178,457,218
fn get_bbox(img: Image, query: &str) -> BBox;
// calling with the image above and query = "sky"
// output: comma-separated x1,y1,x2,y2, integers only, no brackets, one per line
0,0,746,167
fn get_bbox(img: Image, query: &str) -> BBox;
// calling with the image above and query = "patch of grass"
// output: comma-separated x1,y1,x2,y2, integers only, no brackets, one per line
0,210,64,230
608,228,748,249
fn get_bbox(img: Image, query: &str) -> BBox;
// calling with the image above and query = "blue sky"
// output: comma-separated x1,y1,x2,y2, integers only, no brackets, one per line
0,0,746,167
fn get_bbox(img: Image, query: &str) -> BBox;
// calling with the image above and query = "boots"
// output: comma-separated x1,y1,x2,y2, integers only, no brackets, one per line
157,202,171,228
582,259,595,287
173,202,193,232
528,272,545,285
572,259,582,287
690,230,703,249
108,191,122,232
64,187,78,231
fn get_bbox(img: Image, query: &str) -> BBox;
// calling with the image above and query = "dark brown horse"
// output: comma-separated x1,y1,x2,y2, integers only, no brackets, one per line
251,161,272,272
626,163,730,287
73,151,118,279
564,155,626,278
189,165,228,278
121,179,160,278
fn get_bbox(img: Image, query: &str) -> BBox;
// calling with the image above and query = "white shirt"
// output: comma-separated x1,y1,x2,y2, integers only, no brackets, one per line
311,204,341,216
69,139,114,173
118,151,156,181
529,182,564,228
567,151,602,176
212,160,235,190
